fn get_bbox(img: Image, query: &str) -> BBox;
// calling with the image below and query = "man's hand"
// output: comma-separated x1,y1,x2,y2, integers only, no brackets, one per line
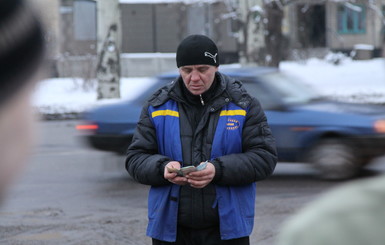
164,161,188,185
186,162,215,188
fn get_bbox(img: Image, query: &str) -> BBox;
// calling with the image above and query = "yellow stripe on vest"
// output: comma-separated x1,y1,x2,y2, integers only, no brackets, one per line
220,110,246,116
152,110,180,118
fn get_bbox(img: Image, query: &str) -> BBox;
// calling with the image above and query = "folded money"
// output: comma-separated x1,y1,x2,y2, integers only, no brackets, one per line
167,161,208,177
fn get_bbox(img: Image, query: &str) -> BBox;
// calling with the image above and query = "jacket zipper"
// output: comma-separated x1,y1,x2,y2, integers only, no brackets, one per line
199,94,205,106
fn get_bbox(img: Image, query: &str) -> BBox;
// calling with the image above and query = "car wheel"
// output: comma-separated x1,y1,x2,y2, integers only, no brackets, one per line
306,138,360,180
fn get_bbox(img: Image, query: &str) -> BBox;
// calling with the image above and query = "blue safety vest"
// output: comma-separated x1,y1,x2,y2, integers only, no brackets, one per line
147,100,256,242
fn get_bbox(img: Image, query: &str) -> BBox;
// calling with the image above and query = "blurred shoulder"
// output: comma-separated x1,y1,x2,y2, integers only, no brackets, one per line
277,174,385,245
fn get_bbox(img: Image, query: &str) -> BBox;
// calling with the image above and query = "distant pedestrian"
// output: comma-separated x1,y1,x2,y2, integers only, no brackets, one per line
0,0,45,201
126,35,277,245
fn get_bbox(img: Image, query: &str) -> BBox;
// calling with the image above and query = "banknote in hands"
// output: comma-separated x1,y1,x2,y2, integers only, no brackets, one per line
167,161,208,177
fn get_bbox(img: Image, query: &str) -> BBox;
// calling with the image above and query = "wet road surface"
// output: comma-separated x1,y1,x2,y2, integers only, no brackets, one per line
1,120,384,245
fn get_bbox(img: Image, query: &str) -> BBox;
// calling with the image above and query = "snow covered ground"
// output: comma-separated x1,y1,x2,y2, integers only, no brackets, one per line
32,56,385,118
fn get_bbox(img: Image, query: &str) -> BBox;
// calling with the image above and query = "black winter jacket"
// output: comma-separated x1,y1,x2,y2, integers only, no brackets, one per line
126,72,277,228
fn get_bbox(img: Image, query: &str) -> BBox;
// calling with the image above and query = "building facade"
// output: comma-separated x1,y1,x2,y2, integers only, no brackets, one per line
120,1,238,63
31,0,385,77
286,0,385,56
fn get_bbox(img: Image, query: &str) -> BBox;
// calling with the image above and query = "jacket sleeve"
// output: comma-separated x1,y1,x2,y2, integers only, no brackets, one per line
213,98,277,186
125,103,170,186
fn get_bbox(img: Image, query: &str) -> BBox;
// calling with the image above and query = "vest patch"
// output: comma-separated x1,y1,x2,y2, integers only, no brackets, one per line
226,118,240,130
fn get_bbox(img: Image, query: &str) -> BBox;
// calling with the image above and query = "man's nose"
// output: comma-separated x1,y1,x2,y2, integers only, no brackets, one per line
191,70,200,82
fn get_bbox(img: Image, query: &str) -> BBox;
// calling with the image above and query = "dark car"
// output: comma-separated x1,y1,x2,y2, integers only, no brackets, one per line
77,67,385,179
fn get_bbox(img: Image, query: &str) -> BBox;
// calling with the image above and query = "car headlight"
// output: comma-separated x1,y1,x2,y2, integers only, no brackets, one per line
374,120,385,133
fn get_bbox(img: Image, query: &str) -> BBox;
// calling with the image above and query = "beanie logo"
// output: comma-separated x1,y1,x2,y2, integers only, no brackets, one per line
204,52,217,63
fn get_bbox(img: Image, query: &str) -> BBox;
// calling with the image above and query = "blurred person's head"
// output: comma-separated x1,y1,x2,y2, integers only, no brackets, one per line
176,35,219,95
0,0,45,199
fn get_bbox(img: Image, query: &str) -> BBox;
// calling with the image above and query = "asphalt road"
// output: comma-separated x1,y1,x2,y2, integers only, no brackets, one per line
1,120,385,245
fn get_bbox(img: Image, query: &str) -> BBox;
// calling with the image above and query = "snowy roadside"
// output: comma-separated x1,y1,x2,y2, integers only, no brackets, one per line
33,77,157,120
280,57,385,104
33,57,385,120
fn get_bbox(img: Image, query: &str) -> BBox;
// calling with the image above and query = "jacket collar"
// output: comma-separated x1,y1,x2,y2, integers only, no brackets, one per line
149,72,252,110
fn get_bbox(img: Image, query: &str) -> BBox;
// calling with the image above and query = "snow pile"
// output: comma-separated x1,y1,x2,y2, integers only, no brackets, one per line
32,56,385,118
280,57,385,104
250,5,263,13
33,77,156,117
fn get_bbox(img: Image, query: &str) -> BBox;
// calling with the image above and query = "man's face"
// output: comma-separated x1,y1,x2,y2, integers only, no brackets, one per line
179,65,218,95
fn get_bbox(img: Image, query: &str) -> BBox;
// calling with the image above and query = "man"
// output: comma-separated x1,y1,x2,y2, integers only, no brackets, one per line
0,0,45,200
126,35,277,245
276,174,385,245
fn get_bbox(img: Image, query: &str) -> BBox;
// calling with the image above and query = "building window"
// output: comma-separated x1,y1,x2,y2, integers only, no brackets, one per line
73,0,97,41
337,3,366,34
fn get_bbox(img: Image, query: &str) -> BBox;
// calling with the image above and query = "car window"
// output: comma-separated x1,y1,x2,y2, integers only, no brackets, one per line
260,73,320,105
236,78,282,110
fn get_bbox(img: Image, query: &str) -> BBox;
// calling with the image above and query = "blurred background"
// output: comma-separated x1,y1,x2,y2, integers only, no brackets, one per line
29,0,385,115
2,0,385,244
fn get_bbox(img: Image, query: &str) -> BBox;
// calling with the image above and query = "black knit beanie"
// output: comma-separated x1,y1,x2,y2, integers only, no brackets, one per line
0,0,45,107
176,35,219,68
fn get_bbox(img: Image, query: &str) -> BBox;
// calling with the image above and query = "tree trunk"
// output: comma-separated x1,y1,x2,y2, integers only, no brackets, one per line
96,0,121,100
236,0,264,66
263,1,284,67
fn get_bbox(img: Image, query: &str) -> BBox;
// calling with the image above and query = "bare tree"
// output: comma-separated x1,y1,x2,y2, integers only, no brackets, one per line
96,0,121,100
223,0,265,65
263,0,284,67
